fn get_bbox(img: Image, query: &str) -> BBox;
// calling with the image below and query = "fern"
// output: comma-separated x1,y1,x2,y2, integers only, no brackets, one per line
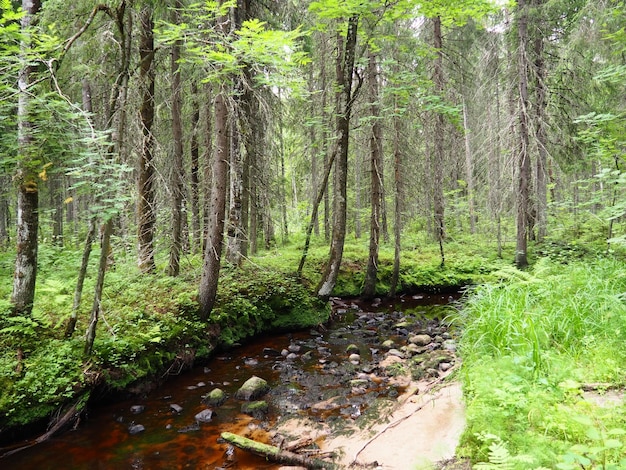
475,434,539,470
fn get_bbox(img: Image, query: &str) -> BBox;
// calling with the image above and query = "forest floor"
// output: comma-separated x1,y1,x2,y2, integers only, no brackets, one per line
276,377,466,469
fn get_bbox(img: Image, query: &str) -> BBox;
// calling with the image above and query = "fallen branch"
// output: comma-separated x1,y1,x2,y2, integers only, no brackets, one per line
1,394,87,459
221,431,335,469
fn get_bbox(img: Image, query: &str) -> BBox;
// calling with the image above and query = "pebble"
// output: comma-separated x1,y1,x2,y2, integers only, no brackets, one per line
170,404,183,413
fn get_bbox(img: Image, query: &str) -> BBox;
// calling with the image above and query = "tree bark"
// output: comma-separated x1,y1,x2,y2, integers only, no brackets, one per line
317,15,359,299
168,0,184,277
65,218,96,338
532,1,548,242
0,179,9,248
198,87,229,319
362,50,383,299
226,100,244,266
84,219,112,356
389,102,402,297
12,0,42,318
515,0,531,269
50,171,64,246
432,16,446,267
462,99,476,234
297,142,338,278
137,5,156,274
190,81,201,254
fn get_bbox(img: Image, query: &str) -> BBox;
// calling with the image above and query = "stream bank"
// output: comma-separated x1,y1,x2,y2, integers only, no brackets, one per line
1,293,463,469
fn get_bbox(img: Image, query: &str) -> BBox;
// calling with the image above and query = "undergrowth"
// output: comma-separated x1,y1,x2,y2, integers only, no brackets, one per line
457,257,626,468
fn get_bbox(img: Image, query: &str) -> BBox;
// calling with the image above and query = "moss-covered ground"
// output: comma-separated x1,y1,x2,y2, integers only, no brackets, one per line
2,226,626,468
0,229,506,439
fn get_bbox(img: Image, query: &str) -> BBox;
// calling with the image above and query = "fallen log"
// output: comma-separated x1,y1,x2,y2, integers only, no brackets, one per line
220,431,335,469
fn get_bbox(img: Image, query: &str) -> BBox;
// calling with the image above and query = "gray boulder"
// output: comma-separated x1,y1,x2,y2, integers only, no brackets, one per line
235,375,270,401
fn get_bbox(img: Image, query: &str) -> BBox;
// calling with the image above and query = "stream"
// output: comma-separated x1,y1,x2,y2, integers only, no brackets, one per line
2,293,459,469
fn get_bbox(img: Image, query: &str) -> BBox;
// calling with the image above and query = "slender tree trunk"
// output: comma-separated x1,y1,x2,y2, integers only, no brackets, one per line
72,1,130,348
317,15,359,299
198,86,229,319
0,181,9,248
278,92,289,244
12,0,42,318
515,0,531,268
50,173,63,246
297,142,338,277
168,0,184,277
354,146,362,239
533,6,548,242
432,16,446,267
321,35,330,243
84,219,112,356
389,102,402,297
65,218,96,338
190,82,201,254
226,101,244,266
202,82,213,250
249,167,258,254
362,50,382,299
309,67,320,237
488,34,503,258
137,5,156,273
462,99,476,234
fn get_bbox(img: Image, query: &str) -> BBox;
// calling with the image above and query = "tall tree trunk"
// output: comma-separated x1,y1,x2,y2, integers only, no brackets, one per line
532,3,548,242
198,86,229,319
249,165,258,254
389,101,402,297
278,92,289,244
226,101,244,266
432,16,446,267
12,0,42,318
190,81,201,254
137,5,156,273
168,0,184,277
354,146,362,239
0,180,9,248
515,0,531,268
362,50,382,299
202,82,213,251
317,15,359,299
462,99,476,234
50,172,63,246
297,142,338,278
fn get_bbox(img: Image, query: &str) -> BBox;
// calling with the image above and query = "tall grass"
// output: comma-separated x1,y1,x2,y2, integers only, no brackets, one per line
460,258,626,369
458,257,626,467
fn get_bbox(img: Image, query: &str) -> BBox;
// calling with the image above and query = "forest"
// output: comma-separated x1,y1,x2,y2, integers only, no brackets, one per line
1,0,626,468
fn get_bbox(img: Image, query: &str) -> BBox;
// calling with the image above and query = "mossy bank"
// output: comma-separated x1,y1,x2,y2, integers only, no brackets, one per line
0,234,510,446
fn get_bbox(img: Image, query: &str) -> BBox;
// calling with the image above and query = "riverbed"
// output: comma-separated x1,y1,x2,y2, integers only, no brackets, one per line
1,293,461,469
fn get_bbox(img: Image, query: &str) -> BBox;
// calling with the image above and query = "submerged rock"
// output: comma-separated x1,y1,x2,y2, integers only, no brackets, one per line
130,405,145,414
128,424,145,435
169,403,183,413
195,408,215,423
235,376,270,401
241,400,269,419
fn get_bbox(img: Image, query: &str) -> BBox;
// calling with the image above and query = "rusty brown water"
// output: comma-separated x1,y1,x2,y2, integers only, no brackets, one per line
1,293,457,469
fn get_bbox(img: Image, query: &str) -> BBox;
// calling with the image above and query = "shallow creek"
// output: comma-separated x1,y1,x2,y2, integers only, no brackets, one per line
2,293,458,469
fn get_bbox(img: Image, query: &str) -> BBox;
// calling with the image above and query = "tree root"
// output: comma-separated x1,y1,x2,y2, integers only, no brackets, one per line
0,394,87,459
